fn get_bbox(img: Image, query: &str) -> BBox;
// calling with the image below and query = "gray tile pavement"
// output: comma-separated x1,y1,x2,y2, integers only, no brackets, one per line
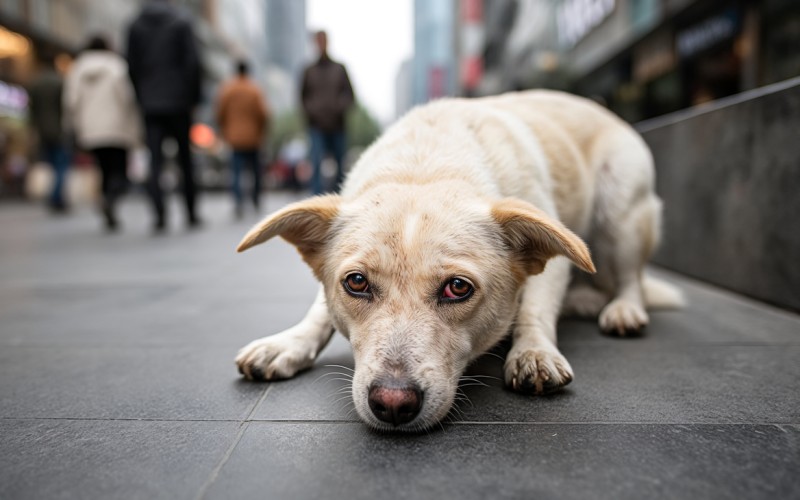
1,194,798,499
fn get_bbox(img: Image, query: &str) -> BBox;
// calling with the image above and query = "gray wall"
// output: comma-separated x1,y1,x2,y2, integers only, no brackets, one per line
638,77,800,311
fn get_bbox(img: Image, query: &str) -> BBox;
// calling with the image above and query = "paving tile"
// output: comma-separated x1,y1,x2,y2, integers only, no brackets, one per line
0,419,239,500
0,347,264,420
251,335,357,421
205,422,800,500
455,343,800,424
0,293,317,348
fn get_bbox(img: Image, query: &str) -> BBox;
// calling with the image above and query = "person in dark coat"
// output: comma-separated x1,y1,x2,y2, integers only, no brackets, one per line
28,54,70,213
126,0,202,232
301,30,354,195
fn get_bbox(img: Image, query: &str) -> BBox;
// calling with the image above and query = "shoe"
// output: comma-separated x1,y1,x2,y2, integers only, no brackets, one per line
187,217,204,230
102,204,119,232
152,218,166,235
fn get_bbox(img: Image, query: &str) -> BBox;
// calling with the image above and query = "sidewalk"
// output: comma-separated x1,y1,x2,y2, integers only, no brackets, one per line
1,194,798,499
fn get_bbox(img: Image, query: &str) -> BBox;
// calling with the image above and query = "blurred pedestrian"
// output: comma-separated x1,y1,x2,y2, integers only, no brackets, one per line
126,0,203,232
301,30,354,195
63,35,141,232
28,52,70,213
216,61,271,218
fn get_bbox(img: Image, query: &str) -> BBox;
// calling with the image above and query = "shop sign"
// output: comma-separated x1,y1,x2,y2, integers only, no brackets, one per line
0,81,28,119
557,0,616,48
676,9,740,59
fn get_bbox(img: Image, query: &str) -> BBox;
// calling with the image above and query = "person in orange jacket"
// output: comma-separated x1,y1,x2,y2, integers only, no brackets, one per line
216,61,271,218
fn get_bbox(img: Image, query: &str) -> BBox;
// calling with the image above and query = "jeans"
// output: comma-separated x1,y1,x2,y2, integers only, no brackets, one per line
43,144,69,208
231,149,261,209
308,127,346,195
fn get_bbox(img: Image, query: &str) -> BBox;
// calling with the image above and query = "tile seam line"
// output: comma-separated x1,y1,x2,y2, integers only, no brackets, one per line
242,420,799,426
194,385,273,500
1,418,794,426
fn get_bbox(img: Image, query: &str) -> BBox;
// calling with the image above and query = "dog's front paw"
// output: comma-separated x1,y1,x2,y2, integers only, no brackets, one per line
599,298,649,336
235,334,317,381
504,347,573,395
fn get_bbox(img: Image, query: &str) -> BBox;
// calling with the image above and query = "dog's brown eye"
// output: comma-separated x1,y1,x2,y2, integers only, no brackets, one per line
441,277,473,302
344,273,370,297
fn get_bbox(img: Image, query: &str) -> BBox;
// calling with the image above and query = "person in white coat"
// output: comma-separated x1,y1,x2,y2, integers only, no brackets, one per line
63,35,141,231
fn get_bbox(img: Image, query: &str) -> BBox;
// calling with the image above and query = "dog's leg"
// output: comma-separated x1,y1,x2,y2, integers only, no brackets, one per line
597,194,661,336
236,286,334,381
505,257,574,395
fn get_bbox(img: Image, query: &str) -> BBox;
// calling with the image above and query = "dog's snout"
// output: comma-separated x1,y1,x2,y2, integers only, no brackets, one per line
368,380,423,426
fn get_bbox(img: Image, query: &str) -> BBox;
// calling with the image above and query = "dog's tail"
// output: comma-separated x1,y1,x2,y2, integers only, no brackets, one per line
643,274,685,309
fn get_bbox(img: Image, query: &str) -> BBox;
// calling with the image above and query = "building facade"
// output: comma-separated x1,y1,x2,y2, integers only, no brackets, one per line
461,0,800,122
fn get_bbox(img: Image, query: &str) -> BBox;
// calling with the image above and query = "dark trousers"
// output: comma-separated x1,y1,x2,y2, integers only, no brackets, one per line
231,149,261,210
144,113,198,225
91,147,128,212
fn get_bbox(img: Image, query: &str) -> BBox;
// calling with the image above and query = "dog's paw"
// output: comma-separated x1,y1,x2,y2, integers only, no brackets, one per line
504,347,573,395
599,298,649,336
235,334,317,381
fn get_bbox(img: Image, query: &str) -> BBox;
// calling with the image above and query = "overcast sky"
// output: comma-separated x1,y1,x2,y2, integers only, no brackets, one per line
307,0,413,126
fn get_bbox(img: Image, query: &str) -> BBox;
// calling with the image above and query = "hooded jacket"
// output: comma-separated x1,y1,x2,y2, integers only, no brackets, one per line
126,2,201,114
63,50,142,149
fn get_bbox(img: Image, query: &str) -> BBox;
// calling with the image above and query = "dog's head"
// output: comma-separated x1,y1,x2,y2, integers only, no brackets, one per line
238,185,594,431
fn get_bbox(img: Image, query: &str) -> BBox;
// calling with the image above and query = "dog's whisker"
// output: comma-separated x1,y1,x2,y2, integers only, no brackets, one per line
323,364,355,373
461,374,501,381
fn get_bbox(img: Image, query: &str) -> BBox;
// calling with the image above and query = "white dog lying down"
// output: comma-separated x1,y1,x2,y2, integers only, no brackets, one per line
235,90,682,431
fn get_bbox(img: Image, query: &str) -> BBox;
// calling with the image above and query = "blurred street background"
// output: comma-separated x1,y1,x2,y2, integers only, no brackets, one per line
1,1,799,499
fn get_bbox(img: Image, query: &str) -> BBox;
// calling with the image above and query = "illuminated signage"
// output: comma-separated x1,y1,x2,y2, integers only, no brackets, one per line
0,26,31,58
0,81,28,119
557,0,616,48
677,9,740,59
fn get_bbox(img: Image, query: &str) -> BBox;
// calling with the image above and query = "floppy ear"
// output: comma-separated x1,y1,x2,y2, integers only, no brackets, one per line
237,195,341,273
492,198,596,276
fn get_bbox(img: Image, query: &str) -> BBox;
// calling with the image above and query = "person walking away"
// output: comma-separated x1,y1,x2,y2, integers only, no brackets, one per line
301,30,354,195
28,53,70,213
215,61,271,218
126,0,203,232
63,35,141,231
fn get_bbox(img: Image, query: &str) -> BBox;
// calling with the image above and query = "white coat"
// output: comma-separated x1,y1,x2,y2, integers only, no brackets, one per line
63,50,142,150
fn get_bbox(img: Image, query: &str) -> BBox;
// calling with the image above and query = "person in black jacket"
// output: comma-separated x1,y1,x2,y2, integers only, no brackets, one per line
126,0,202,232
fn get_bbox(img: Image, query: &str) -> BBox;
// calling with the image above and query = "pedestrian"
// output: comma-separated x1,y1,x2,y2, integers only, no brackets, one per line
28,52,70,213
215,61,271,218
126,0,203,232
63,35,141,231
300,30,354,195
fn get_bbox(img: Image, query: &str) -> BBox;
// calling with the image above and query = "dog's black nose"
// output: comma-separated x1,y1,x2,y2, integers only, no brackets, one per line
368,380,423,426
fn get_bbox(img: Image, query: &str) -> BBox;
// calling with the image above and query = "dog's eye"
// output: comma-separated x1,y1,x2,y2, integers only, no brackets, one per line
441,277,473,303
343,273,371,297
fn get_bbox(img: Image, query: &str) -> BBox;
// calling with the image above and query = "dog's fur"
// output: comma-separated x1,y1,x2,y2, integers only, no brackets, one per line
235,90,682,431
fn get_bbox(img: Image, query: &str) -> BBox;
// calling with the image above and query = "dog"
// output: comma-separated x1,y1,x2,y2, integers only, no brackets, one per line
234,90,682,432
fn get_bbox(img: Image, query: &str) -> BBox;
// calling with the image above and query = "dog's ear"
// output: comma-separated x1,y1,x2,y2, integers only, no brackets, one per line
492,198,596,275
237,195,341,273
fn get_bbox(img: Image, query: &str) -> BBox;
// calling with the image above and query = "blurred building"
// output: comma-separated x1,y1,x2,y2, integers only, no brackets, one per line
457,0,800,122
395,59,413,119
412,0,457,106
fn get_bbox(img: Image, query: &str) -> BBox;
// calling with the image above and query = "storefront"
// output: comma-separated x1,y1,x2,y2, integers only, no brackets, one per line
568,0,779,122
